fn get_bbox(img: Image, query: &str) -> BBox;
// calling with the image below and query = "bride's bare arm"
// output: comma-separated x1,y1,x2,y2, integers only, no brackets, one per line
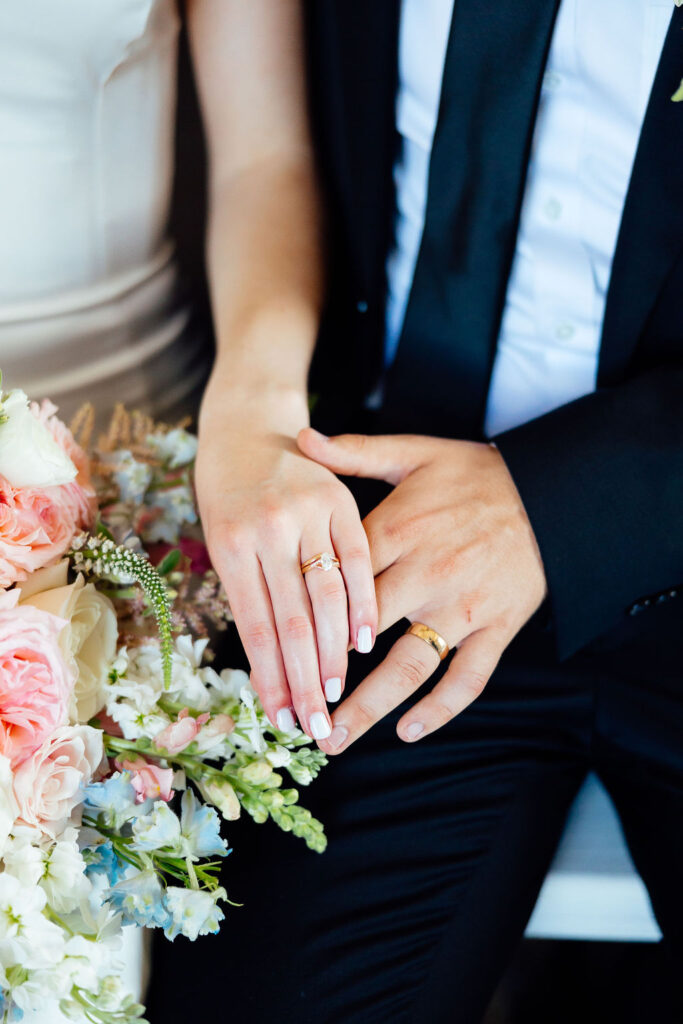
186,0,377,739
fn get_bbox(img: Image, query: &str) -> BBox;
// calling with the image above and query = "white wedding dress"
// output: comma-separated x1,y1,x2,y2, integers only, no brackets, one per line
0,0,210,424
0,0,209,1017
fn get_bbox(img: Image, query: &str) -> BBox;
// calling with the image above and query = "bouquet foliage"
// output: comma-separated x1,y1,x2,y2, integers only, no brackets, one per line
0,375,326,1023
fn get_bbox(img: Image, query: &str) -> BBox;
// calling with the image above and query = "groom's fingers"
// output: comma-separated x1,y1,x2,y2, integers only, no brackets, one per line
371,558,434,637
317,627,448,755
396,629,504,742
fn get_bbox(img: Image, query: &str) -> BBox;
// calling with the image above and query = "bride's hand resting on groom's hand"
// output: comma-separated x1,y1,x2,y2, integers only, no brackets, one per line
195,387,377,742
296,429,548,752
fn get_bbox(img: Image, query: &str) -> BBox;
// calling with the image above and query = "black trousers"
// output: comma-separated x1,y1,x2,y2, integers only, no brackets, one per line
147,586,683,1023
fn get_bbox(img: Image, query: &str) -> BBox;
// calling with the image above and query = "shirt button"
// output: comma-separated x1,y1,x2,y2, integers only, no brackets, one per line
555,322,576,341
543,70,562,91
356,300,369,314
544,197,562,221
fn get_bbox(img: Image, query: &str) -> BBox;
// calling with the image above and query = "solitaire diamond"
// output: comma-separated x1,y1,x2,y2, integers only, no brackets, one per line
320,552,334,571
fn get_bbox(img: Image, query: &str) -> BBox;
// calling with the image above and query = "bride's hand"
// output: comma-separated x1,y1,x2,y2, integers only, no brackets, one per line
195,382,377,741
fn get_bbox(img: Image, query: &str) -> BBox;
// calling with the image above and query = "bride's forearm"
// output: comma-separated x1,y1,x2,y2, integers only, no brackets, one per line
204,156,322,410
186,0,323,420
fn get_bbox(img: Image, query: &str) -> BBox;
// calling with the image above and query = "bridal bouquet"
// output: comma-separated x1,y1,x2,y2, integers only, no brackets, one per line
0,374,326,1023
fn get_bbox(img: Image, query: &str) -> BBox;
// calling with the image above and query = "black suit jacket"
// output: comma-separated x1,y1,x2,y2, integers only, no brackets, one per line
305,0,683,661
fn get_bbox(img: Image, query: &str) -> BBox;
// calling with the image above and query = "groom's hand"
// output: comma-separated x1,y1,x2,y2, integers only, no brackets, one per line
297,429,547,751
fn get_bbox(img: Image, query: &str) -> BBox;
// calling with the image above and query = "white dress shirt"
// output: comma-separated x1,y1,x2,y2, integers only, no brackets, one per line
385,0,673,437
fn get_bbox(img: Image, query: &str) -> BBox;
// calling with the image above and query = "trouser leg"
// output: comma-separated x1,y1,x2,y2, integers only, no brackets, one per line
147,627,590,1024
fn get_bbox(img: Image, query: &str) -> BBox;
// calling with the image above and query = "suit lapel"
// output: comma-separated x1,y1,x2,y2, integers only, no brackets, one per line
599,6,683,385
316,0,400,293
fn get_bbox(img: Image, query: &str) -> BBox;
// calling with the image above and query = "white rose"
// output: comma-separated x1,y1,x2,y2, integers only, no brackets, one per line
0,389,77,487
19,561,118,722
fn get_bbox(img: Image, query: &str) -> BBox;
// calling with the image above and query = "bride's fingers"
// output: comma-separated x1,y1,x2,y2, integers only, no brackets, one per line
302,538,349,704
262,553,332,741
331,501,378,654
217,551,292,730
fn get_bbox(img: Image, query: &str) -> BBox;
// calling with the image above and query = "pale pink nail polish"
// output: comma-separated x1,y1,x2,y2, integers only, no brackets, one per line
329,725,349,750
324,677,342,702
310,712,332,740
405,722,424,741
276,708,296,732
357,625,373,653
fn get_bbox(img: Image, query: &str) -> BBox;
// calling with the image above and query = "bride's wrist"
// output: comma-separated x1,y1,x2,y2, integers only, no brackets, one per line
199,372,310,438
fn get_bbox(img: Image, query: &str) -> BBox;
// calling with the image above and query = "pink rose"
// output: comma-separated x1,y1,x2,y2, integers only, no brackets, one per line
0,403,96,588
117,756,174,804
36,400,97,527
154,708,210,755
13,723,104,835
0,594,74,766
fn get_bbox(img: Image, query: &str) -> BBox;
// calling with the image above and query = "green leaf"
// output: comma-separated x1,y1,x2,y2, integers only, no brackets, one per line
96,520,116,541
157,548,181,575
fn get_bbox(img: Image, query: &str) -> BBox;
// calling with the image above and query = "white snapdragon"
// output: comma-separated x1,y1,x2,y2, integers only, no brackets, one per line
40,829,92,913
1,831,44,888
238,684,266,754
214,667,251,705
0,874,65,972
266,744,293,769
106,700,171,742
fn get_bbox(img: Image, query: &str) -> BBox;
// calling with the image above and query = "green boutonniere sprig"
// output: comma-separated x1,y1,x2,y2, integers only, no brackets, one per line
674,0,683,102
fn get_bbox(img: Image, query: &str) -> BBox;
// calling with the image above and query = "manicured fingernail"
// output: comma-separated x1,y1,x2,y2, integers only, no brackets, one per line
329,725,349,750
276,708,296,732
308,428,329,442
357,625,373,653
405,722,424,741
324,677,342,702
310,712,332,740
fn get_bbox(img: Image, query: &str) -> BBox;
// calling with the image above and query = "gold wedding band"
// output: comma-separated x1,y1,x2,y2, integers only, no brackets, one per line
301,551,341,575
405,621,450,661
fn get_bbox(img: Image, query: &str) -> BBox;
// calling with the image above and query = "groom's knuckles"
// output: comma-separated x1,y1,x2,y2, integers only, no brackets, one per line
394,648,430,689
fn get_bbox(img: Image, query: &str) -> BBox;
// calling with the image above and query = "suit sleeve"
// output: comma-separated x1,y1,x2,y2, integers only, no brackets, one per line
493,362,683,659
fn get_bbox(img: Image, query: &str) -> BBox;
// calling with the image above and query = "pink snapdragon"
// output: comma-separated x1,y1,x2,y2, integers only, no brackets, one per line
117,756,174,803
154,708,210,755
0,593,74,767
